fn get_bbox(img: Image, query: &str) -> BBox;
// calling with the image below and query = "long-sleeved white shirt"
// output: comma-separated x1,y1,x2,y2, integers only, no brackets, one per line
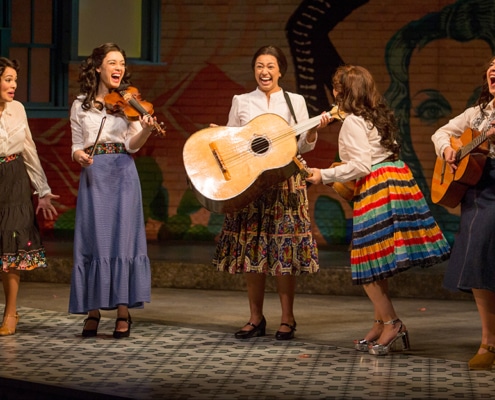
432,101,495,159
70,95,143,158
0,100,51,197
320,114,393,184
226,87,317,154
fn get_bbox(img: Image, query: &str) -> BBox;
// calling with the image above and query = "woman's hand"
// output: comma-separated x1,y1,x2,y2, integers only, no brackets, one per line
139,114,157,132
305,167,322,185
443,146,458,173
317,111,333,130
74,150,93,168
36,193,60,220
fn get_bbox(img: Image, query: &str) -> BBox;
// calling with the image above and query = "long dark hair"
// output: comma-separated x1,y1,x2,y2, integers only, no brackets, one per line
251,45,288,78
0,57,20,77
333,65,400,155
78,43,131,111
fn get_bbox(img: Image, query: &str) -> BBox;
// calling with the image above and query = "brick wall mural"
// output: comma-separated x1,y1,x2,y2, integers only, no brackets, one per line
31,0,495,247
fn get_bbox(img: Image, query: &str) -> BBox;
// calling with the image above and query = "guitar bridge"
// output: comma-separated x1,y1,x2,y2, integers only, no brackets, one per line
209,142,231,181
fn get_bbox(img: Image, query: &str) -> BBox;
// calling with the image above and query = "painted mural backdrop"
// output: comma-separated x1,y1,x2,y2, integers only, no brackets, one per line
34,0,495,246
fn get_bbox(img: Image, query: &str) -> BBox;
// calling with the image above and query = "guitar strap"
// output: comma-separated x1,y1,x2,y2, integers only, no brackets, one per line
283,90,305,203
283,90,298,124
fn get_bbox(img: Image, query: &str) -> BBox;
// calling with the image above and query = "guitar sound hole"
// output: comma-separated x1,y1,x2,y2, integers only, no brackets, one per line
251,136,270,154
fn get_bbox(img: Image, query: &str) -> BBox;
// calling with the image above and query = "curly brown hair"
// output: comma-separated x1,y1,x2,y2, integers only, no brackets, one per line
333,65,400,155
78,43,131,111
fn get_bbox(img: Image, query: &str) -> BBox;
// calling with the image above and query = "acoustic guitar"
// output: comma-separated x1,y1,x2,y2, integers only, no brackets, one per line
183,106,345,213
430,127,489,208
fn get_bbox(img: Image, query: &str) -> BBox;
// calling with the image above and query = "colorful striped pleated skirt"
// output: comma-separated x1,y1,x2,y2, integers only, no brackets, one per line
351,160,450,285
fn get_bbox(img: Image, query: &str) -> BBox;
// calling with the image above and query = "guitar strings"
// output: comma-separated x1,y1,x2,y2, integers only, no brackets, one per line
214,116,323,170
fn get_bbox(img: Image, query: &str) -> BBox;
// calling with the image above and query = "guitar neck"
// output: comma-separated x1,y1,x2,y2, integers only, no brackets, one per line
293,114,325,136
459,131,487,160
293,106,345,136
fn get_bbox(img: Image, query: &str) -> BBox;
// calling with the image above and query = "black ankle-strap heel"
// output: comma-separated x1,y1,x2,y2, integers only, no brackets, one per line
113,313,132,339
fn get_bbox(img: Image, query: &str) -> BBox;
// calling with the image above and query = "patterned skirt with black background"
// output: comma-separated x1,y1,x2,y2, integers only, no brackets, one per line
213,172,319,276
0,155,47,272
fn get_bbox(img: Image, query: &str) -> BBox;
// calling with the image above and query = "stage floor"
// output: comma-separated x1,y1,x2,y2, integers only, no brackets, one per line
0,283,493,399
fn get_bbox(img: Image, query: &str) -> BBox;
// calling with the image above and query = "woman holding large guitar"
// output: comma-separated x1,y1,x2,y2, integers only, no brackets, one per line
212,45,331,341
432,56,495,370
307,65,450,355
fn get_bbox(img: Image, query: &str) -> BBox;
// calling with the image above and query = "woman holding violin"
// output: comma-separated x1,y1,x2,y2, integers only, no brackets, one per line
69,43,161,338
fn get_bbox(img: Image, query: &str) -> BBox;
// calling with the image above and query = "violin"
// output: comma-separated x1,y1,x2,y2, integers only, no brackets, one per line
104,86,166,137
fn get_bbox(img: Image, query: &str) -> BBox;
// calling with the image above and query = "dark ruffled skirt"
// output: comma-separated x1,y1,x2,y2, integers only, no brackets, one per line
0,155,46,272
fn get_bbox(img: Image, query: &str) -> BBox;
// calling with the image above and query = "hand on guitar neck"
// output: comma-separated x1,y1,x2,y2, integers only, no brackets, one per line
443,121,495,174
431,124,495,208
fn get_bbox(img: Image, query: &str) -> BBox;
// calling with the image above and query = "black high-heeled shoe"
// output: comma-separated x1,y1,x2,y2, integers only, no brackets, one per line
234,316,266,339
82,311,101,338
113,313,132,339
275,321,296,341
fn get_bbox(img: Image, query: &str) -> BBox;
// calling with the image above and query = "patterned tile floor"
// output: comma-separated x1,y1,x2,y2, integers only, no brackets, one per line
0,306,494,400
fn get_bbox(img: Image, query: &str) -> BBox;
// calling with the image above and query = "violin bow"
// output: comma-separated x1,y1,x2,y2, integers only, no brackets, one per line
89,116,107,158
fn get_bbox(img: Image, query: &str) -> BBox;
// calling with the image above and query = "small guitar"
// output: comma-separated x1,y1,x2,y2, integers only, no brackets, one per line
430,127,489,208
326,162,356,202
298,158,356,202
183,106,344,213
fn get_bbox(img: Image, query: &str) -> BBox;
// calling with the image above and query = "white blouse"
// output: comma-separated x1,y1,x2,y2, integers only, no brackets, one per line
0,100,51,197
432,101,495,159
227,87,317,154
70,95,143,158
320,114,393,184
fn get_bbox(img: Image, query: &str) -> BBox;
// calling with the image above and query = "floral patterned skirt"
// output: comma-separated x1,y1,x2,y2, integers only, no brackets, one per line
213,173,319,276
0,156,47,272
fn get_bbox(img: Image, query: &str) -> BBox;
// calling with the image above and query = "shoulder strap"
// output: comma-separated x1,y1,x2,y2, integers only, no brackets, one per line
283,90,298,124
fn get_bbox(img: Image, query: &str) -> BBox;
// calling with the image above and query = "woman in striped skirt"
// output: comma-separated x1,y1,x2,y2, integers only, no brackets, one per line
69,43,158,338
307,65,450,355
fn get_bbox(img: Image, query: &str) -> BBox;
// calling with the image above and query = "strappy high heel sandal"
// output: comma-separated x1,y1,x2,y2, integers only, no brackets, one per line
113,313,132,339
82,311,101,338
368,319,410,356
0,313,19,336
468,344,495,370
354,319,383,352
234,316,266,339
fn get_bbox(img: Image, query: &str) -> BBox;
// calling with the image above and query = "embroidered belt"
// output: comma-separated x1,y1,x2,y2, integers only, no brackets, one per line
0,154,20,164
84,143,128,156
